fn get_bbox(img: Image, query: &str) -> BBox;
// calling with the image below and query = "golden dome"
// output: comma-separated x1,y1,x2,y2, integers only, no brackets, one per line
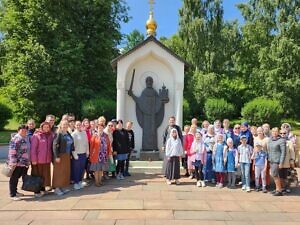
146,11,157,36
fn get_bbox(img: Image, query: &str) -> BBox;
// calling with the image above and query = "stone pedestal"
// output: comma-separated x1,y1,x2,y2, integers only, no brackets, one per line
139,151,160,161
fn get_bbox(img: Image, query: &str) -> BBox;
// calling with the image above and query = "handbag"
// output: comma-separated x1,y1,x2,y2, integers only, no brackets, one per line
1,162,15,177
22,175,43,193
108,156,116,172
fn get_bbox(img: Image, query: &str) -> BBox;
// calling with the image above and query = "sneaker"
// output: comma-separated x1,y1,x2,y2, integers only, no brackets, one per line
218,183,223,188
246,187,251,192
124,171,131,177
201,181,206,187
175,180,180,185
116,174,121,180
211,179,216,184
11,196,21,201
74,183,81,190
62,188,71,194
196,181,201,187
184,172,190,177
119,174,125,180
255,187,260,192
262,188,267,193
166,180,172,185
34,193,43,198
273,191,283,196
16,192,24,197
242,185,246,191
80,181,88,188
104,174,110,180
189,175,193,179
54,188,64,196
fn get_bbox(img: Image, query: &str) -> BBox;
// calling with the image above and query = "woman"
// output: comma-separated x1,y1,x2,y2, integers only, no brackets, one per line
267,127,286,196
8,125,30,201
112,120,129,180
254,126,270,187
104,121,116,178
52,119,74,196
30,122,54,197
204,125,216,183
165,128,183,185
184,124,197,179
89,124,112,186
71,121,89,190
232,124,241,148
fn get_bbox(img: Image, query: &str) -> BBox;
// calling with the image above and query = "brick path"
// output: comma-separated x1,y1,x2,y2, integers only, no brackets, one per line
0,163,299,225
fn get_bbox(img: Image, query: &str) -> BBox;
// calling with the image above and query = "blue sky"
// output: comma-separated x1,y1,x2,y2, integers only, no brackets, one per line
121,0,247,40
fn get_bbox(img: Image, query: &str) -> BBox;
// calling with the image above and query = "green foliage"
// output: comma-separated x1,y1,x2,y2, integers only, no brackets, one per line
0,0,128,122
241,97,283,127
204,98,235,121
81,96,116,121
0,102,12,130
122,29,144,53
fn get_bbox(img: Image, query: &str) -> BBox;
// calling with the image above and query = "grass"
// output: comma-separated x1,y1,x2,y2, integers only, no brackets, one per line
0,118,18,144
0,130,13,144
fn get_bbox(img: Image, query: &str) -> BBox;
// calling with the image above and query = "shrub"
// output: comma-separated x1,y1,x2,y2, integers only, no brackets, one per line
204,98,235,121
0,102,12,130
241,97,283,127
81,96,116,120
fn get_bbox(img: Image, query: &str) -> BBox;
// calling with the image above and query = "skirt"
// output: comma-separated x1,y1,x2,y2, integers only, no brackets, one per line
52,153,71,188
31,163,51,187
90,162,108,171
165,156,181,180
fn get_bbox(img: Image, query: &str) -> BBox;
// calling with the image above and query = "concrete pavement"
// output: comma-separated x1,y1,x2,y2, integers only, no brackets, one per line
0,162,299,225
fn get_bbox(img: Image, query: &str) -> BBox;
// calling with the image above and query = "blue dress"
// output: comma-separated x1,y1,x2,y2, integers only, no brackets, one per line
204,136,215,181
214,143,225,172
227,148,237,172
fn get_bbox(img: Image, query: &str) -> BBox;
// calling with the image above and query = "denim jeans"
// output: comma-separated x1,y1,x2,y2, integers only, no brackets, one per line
240,163,250,188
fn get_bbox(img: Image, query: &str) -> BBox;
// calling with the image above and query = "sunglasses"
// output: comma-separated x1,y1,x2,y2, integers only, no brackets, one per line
234,127,240,129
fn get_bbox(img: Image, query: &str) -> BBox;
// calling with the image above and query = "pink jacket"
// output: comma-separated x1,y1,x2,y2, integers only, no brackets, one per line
30,131,54,164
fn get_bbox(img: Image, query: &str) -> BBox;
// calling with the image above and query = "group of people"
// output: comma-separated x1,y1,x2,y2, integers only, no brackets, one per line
162,117,297,196
7,114,135,200
6,114,298,200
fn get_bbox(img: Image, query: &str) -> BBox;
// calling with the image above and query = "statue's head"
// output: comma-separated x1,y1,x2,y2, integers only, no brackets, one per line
145,76,153,88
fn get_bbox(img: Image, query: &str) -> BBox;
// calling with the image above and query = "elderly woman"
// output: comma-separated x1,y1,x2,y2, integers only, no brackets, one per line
30,122,54,197
8,125,30,201
267,127,286,196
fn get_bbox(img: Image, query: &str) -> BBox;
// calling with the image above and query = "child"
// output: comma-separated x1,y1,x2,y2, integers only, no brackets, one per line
251,141,267,193
165,128,184,185
238,135,253,192
213,134,227,188
226,138,238,188
191,132,207,187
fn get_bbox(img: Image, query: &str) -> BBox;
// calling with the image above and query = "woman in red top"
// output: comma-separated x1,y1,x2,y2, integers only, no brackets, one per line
184,125,197,179
89,124,112,186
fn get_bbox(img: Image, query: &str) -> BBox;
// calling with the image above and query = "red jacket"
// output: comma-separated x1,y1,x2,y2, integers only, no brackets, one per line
184,133,195,156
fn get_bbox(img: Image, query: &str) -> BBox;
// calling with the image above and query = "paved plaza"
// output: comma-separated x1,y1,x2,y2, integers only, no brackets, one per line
0,161,299,225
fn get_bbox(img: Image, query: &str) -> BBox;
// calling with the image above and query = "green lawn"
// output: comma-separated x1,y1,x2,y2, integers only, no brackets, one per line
0,130,13,144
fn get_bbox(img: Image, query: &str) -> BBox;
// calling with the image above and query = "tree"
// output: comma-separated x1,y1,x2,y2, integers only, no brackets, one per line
122,29,144,53
0,0,129,122
236,0,300,118
178,0,242,117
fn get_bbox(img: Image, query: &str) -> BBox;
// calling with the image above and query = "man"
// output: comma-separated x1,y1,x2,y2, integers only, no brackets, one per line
45,114,57,133
124,121,135,176
162,116,183,175
191,118,201,133
163,116,183,148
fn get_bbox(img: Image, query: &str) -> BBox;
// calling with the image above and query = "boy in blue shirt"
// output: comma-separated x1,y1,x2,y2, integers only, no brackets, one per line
252,141,268,193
